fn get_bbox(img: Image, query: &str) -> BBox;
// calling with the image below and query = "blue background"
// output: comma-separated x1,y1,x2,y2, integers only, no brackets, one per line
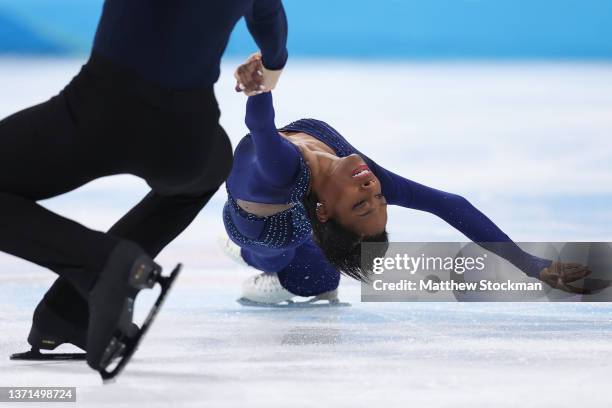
0,0,611,58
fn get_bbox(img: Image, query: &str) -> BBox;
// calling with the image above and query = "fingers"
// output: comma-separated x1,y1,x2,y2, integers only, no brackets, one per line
237,64,259,92
233,52,283,95
563,262,583,268
246,52,262,63
544,262,591,281
541,262,594,294
234,58,265,95
562,264,592,283
541,274,585,294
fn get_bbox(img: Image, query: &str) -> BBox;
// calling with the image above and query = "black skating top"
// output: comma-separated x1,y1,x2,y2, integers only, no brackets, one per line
93,0,288,89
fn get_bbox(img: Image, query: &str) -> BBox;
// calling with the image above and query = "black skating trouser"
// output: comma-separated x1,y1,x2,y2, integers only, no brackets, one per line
0,54,233,318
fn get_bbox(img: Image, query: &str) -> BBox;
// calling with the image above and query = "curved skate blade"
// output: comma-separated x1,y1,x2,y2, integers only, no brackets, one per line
99,263,182,382
10,349,86,361
237,297,351,308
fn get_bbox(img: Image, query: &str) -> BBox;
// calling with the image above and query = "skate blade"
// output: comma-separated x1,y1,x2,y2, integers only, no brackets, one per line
98,263,182,382
10,349,86,361
237,297,351,308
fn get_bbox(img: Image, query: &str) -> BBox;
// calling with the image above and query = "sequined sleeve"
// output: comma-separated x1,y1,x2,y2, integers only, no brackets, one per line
371,164,552,278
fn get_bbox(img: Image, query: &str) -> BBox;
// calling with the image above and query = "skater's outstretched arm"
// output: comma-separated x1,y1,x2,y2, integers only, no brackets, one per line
368,163,552,278
244,92,302,189
245,0,288,71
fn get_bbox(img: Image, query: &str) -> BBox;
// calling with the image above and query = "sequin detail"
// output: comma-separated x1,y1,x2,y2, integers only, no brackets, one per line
288,146,311,202
223,193,311,250
224,119,359,252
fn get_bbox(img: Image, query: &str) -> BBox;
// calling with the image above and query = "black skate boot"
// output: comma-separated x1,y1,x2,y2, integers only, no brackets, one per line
86,241,181,381
10,293,138,361
10,301,87,361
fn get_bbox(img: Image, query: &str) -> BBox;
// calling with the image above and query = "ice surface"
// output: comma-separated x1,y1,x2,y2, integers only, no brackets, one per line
1,59,612,407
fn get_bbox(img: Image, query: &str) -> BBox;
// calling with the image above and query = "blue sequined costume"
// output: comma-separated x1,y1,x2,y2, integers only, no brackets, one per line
224,92,552,296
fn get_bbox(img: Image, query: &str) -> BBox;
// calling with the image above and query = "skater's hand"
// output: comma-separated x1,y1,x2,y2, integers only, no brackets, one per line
234,52,283,96
539,262,592,294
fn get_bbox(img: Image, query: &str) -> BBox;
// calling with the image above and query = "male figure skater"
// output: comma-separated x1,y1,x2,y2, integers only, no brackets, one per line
2,0,287,380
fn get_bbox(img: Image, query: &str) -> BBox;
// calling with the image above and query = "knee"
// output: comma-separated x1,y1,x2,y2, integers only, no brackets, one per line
154,127,233,197
278,268,340,297
187,127,233,195
209,129,234,186
317,271,341,294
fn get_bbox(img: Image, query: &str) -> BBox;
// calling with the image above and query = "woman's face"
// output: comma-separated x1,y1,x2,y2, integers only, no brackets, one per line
316,154,388,236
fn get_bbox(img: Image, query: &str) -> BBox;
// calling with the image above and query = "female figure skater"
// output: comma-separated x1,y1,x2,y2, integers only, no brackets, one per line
224,57,591,305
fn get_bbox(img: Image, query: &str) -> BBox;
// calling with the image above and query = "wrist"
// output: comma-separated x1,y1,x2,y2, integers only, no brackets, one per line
261,65,283,92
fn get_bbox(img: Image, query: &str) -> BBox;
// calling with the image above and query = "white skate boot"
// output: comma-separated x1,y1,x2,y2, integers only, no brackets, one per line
239,272,296,305
237,274,351,308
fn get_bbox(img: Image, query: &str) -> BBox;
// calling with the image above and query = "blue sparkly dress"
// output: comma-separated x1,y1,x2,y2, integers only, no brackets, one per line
223,92,552,296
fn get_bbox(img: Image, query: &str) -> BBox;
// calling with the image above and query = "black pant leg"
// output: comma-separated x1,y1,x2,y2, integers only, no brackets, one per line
40,185,221,321
108,189,217,257
108,117,233,257
31,72,233,324
41,184,222,325
3,54,233,316
0,94,122,294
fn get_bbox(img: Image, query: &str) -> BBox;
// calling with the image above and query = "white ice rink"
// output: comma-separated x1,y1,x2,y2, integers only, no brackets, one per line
1,59,612,407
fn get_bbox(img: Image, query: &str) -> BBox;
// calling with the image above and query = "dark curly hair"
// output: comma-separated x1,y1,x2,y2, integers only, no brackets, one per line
302,191,389,282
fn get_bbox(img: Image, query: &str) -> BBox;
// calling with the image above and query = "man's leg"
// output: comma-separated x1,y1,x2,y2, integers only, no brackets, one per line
108,190,218,256
41,119,233,302
2,56,232,371
0,84,159,372
0,94,122,293
29,123,232,352
39,189,219,328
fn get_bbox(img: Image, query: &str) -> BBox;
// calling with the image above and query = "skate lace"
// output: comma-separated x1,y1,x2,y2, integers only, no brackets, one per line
253,274,284,293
